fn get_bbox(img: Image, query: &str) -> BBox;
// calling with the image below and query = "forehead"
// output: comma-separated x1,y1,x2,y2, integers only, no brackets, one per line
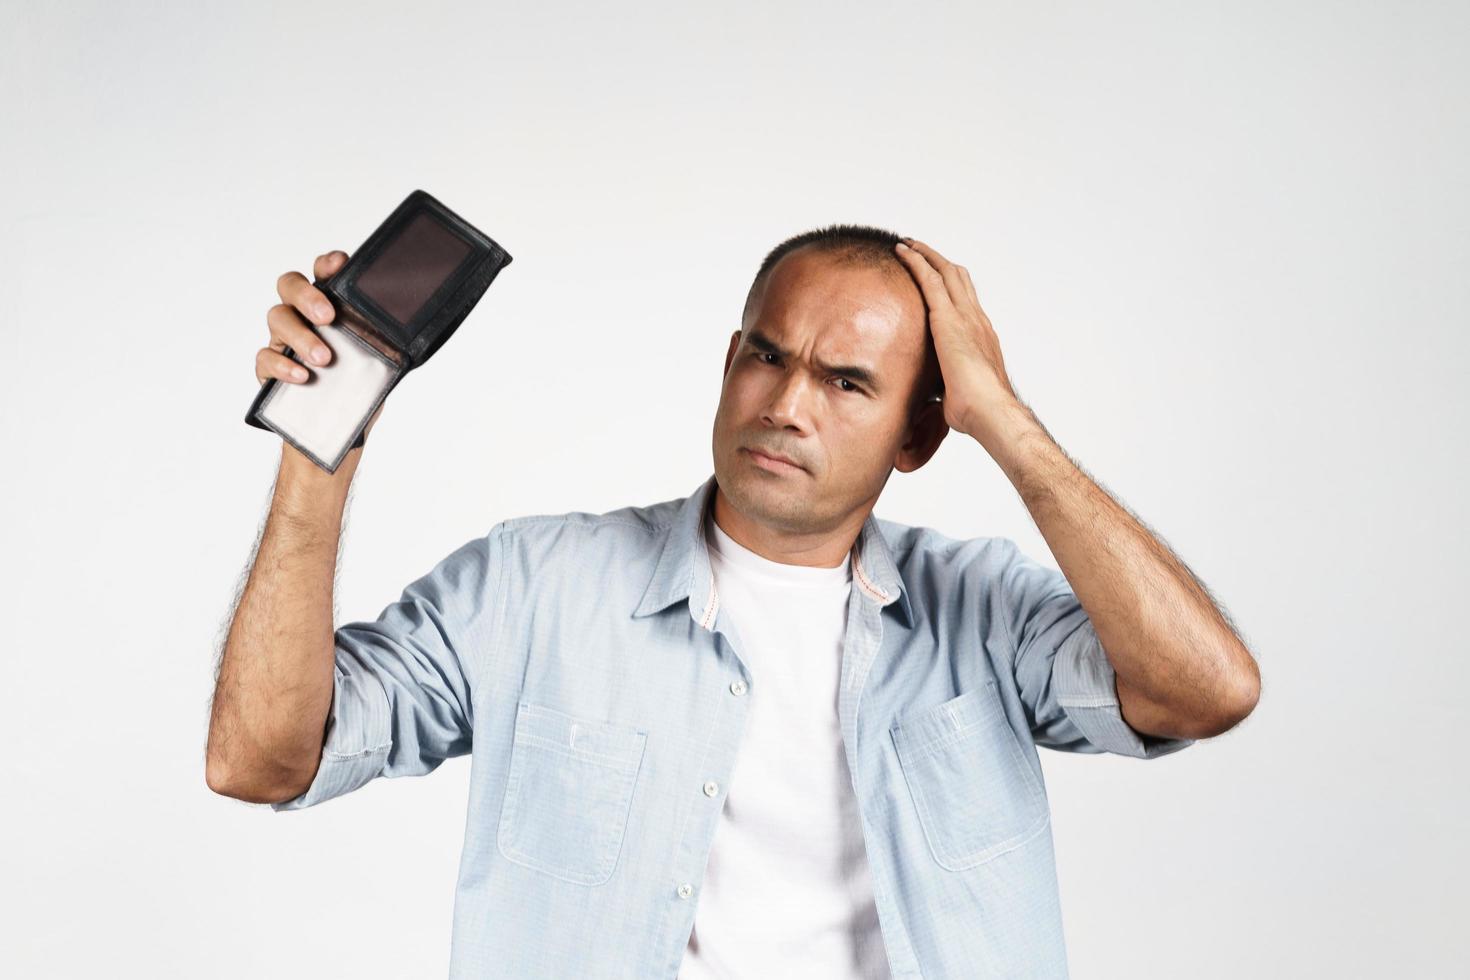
748,248,926,362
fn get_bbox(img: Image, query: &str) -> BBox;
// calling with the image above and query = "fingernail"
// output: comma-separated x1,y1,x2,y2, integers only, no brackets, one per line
292,366,308,381
312,346,331,364
896,242,910,251
315,303,333,321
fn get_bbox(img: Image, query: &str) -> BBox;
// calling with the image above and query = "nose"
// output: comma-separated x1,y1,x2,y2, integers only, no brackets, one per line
761,368,817,431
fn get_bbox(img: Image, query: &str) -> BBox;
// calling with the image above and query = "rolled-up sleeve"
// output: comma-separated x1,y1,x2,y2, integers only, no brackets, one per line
997,539,1195,760
272,522,509,811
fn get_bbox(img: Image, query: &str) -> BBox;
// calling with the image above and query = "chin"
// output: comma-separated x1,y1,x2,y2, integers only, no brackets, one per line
723,461,819,529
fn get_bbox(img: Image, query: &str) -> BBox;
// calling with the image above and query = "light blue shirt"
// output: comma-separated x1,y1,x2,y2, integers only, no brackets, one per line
271,471,1194,977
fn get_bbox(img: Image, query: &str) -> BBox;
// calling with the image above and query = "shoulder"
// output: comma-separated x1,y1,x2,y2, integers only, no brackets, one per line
487,489,687,561
869,516,1045,617
871,514,1019,575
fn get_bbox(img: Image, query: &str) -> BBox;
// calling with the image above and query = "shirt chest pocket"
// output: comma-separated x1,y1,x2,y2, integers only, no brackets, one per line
496,700,648,886
890,680,1050,871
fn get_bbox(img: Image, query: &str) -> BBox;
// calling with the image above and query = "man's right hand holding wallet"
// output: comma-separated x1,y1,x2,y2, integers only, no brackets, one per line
243,190,510,472
211,194,510,801
207,247,385,802
205,248,386,803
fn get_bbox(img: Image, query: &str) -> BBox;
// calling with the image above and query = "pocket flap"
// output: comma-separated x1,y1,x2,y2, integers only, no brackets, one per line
513,701,647,772
891,684,993,760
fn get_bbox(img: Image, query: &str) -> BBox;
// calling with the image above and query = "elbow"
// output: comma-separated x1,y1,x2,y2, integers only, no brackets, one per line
1198,663,1262,738
204,742,244,798
1147,668,1260,742
205,756,310,805
1226,657,1262,724
205,756,233,797
204,758,255,801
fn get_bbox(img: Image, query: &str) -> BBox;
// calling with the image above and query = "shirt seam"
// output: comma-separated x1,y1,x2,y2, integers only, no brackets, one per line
477,522,514,704
499,514,674,535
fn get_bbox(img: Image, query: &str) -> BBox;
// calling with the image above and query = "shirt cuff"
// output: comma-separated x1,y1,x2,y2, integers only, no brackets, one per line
270,654,394,811
1053,621,1196,759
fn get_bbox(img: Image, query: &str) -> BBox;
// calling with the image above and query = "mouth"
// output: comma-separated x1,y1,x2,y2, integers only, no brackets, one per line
743,446,805,473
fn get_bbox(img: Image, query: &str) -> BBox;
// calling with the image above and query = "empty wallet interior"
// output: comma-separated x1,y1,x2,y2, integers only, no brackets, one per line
255,322,404,472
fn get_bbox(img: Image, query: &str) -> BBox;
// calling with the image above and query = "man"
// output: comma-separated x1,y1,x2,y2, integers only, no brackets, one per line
207,224,1260,979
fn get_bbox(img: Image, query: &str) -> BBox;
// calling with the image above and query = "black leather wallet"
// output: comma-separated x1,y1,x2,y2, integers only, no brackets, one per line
245,189,513,473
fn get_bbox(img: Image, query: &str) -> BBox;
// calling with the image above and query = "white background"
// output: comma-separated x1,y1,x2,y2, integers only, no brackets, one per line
3,1,1465,976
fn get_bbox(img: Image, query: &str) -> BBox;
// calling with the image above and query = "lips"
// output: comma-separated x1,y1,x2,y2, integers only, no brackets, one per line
745,446,803,470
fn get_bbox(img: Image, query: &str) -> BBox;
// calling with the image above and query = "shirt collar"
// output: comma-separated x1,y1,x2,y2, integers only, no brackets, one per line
633,471,914,629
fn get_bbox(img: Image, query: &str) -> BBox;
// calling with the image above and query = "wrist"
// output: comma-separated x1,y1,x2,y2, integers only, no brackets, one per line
274,442,357,519
969,400,1052,479
966,396,1035,449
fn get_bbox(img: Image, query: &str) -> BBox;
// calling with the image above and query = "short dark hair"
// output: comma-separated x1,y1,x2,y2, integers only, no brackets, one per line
742,223,943,412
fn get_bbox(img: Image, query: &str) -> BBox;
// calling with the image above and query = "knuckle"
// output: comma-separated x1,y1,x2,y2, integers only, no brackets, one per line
265,305,294,335
315,251,346,277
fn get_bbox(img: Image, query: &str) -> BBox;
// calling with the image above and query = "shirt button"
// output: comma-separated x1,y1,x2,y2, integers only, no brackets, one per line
677,883,693,899
703,780,719,797
729,679,747,696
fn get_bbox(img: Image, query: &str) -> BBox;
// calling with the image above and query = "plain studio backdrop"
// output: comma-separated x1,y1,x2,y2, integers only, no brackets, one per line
3,1,1464,977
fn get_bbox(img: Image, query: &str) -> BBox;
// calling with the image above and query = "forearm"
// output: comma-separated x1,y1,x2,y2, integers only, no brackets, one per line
975,399,1259,738
206,442,361,800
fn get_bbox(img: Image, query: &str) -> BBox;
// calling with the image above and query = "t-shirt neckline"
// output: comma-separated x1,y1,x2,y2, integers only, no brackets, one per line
706,513,852,587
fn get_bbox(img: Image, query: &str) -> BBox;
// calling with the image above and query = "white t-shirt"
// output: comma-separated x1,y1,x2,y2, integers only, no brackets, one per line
679,511,892,979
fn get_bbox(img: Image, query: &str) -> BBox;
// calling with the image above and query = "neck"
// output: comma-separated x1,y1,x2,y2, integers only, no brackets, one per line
710,481,868,568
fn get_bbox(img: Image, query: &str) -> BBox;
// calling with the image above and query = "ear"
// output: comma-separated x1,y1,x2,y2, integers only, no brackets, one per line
894,396,950,473
723,329,741,377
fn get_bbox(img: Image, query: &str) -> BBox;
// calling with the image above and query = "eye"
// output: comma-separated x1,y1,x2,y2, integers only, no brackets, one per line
751,352,862,394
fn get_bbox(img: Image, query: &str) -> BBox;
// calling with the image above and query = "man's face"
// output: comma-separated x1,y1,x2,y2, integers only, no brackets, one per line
711,246,944,535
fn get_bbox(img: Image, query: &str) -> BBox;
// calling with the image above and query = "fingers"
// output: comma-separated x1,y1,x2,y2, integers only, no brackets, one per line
894,240,957,315
266,301,333,366
957,264,979,306
258,251,346,384
313,250,348,283
897,238,988,325
276,251,345,328
260,250,349,386
897,238,973,312
256,346,312,386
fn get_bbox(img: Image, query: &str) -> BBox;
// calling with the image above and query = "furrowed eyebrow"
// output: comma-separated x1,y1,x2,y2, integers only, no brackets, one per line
745,329,881,393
